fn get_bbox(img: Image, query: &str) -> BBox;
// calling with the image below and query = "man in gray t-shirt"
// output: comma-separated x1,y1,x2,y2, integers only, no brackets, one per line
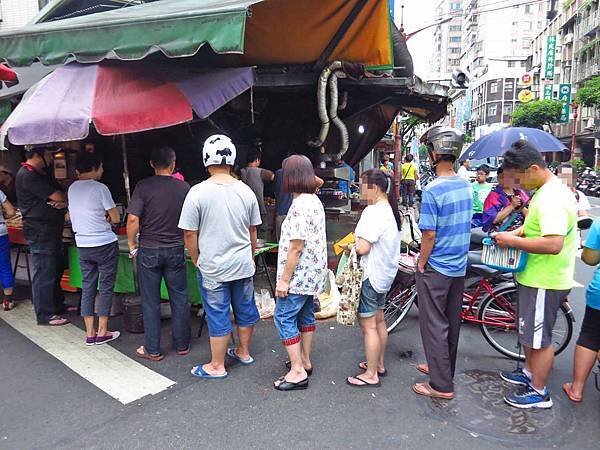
179,134,261,379
240,151,274,226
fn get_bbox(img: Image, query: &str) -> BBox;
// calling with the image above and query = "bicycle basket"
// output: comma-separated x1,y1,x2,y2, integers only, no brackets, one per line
481,237,528,273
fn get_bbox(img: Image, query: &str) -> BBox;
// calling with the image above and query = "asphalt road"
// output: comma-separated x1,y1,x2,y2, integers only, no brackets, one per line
0,198,599,450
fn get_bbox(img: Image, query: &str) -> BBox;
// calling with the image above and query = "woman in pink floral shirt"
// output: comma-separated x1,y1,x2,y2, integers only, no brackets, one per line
273,155,327,391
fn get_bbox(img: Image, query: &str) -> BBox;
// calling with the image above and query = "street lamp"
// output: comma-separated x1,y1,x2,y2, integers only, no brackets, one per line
570,102,579,161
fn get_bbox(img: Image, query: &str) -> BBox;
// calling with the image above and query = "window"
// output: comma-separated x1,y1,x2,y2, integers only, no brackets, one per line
505,80,514,90
450,36,461,42
451,2,461,11
508,61,516,68
450,47,461,54
503,104,513,115
488,104,498,116
511,38,518,45
512,21,518,27
520,61,527,67
522,38,531,50
490,82,498,94
525,4,532,14
450,25,462,32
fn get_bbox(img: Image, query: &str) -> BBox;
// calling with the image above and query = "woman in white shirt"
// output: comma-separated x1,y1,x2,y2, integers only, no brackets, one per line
346,169,402,388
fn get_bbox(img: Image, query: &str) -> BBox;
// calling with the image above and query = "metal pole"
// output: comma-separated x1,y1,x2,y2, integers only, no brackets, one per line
394,118,401,199
570,104,578,161
121,135,131,203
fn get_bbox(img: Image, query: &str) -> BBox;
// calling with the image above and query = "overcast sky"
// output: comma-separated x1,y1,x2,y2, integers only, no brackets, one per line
393,0,438,77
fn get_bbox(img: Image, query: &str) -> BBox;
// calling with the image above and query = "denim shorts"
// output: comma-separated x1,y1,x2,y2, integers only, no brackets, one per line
358,279,387,318
274,293,316,345
197,272,260,337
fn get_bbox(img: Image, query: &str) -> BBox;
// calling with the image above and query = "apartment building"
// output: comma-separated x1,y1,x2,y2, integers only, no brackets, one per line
0,0,44,31
461,0,550,137
430,0,464,77
531,0,599,166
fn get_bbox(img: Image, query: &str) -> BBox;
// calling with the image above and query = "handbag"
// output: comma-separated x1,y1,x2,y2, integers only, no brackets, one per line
481,214,528,272
396,246,418,290
336,247,363,326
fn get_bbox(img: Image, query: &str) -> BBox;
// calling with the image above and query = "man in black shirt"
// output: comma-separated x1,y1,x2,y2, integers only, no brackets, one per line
127,147,191,360
15,147,68,326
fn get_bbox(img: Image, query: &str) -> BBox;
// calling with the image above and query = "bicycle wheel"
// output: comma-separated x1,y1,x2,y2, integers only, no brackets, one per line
384,284,417,333
478,285,573,361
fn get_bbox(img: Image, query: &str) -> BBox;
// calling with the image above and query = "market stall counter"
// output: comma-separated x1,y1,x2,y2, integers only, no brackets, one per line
67,237,203,305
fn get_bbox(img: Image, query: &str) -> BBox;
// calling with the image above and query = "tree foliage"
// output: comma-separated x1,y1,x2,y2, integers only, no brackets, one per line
575,75,600,109
511,100,563,129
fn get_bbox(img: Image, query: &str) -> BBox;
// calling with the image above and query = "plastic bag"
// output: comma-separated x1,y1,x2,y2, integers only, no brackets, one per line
316,270,341,320
255,289,275,319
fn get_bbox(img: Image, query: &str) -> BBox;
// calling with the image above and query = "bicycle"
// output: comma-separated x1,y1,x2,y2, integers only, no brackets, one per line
383,257,575,361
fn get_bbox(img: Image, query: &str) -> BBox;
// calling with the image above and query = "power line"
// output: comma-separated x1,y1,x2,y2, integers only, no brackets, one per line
435,0,550,22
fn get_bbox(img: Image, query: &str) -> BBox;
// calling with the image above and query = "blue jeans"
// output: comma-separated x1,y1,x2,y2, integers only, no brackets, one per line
79,241,118,317
0,234,14,290
358,279,387,318
197,272,259,337
274,293,316,345
25,228,65,324
138,246,191,354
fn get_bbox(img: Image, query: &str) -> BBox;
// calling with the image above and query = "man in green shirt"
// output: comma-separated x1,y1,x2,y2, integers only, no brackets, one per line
493,140,577,409
471,164,492,228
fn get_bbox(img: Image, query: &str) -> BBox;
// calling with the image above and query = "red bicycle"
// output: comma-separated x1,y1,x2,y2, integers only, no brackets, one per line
384,260,574,361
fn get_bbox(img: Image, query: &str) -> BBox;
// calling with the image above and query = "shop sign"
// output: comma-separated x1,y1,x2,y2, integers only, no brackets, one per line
543,83,553,99
558,83,571,123
519,73,533,86
518,89,534,103
545,36,557,79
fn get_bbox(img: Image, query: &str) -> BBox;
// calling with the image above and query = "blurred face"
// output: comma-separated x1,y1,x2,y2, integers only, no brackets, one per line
505,165,543,191
360,180,381,204
557,167,575,189
464,160,471,169
497,171,515,190
476,170,488,183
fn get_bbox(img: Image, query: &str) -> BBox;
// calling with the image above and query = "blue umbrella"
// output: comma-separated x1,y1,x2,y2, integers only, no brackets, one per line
460,127,567,160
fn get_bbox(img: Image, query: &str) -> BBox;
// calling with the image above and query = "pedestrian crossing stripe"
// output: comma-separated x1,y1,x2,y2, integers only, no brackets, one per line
0,306,175,405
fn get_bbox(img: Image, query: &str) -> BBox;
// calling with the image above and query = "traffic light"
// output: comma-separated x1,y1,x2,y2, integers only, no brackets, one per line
451,68,470,89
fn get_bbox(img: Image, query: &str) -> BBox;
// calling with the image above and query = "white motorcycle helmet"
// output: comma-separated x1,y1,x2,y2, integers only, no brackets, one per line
202,134,236,167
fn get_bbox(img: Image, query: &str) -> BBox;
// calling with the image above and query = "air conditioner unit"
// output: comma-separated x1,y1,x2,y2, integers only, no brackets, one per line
563,33,574,44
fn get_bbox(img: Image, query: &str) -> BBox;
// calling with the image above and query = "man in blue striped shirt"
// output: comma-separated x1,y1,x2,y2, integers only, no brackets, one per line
413,127,473,401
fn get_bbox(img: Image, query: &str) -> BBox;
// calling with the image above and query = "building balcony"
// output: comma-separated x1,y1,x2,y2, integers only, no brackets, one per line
576,12,599,40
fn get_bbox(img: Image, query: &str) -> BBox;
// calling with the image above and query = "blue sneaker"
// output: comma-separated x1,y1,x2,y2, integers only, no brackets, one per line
504,385,553,409
499,368,531,386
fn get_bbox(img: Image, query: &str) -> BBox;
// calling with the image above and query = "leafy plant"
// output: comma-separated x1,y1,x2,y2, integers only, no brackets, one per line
568,158,587,175
511,100,563,131
575,75,600,109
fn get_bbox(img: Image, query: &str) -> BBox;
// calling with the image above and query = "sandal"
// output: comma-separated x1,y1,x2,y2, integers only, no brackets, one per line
416,363,430,375
285,360,312,376
227,348,254,365
2,300,15,311
273,375,309,391
136,346,164,361
47,315,69,326
562,383,583,403
358,361,387,377
412,382,454,400
346,374,381,388
191,365,228,379
177,347,191,356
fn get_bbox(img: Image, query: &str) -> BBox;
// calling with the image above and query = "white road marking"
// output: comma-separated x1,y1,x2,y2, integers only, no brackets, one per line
0,306,175,405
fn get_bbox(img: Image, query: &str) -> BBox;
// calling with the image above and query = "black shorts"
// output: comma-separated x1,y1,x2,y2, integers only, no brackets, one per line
576,306,600,352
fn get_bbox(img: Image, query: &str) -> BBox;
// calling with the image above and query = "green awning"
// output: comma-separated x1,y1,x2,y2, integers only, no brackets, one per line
0,0,261,67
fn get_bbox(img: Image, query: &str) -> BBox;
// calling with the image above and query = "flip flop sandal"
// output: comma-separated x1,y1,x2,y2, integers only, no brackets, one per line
562,383,583,403
416,363,430,375
412,382,454,400
96,331,120,345
2,300,15,311
273,375,309,391
47,315,69,326
358,361,387,377
226,348,254,365
190,365,228,379
136,347,165,361
177,347,191,356
285,360,313,376
346,374,381,388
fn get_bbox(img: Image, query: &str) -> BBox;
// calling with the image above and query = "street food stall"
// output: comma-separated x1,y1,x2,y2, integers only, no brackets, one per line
0,0,448,295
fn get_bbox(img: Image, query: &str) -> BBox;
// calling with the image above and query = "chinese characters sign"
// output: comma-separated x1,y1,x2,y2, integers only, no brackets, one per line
543,83,553,99
545,36,557,79
559,83,571,123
